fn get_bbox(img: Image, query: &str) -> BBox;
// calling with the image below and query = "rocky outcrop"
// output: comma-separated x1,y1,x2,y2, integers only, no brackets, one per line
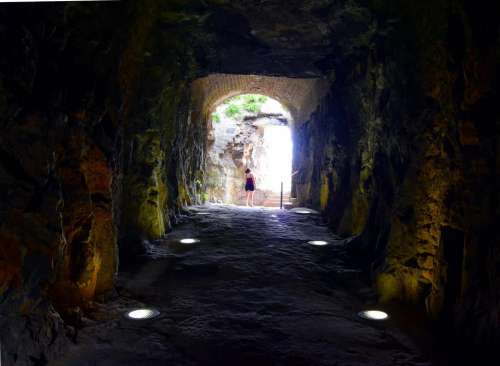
206,113,263,204
206,112,290,205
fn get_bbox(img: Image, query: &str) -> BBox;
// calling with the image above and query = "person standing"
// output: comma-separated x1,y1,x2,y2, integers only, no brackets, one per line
244,168,256,207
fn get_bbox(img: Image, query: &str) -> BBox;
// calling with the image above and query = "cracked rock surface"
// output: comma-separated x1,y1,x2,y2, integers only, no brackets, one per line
53,205,430,366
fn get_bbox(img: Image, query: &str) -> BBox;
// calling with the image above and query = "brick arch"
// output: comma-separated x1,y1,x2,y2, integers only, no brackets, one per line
191,74,329,125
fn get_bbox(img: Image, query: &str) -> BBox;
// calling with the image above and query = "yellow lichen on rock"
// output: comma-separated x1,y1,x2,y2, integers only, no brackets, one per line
319,174,329,210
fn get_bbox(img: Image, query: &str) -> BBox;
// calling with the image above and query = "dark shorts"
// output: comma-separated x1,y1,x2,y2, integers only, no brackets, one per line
245,183,255,192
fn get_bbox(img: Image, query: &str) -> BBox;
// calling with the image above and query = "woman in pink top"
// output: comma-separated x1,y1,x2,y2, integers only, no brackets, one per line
244,168,256,207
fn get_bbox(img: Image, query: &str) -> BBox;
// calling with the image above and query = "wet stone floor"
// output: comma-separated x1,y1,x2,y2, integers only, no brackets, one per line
54,204,431,366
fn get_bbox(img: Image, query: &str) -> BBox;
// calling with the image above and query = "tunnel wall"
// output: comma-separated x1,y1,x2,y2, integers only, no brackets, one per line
0,1,209,363
293,0,500,346
117,4,207,250
0,3,127,362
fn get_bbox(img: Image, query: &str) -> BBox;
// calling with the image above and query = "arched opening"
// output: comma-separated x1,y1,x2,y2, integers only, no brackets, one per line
189,73,330,208
206,94,293,206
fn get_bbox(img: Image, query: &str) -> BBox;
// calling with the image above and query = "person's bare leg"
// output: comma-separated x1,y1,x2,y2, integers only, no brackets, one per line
250,191,255,207
246,191,250,206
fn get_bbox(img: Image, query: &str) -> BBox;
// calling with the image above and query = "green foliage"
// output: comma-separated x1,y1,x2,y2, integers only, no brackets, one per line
225,103,241,118
244,95,267,104
244,102,259,113
211,112,221,123
221,94,268,119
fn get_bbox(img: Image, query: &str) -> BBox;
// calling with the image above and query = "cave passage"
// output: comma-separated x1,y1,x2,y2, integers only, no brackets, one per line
206,94,293,207
54,205,430,366
1,1,499,365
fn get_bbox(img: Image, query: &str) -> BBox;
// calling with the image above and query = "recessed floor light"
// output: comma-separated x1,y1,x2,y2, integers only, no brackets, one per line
179,238,200,244
308,240,328,246
358,310,389,320
291,207,319,214
125,308,160,320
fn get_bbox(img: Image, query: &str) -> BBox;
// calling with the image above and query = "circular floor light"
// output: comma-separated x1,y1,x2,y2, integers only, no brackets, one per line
180,238,200,244
125,308,160,320
308,240,328,246
291,207,319,215
358,310,389,321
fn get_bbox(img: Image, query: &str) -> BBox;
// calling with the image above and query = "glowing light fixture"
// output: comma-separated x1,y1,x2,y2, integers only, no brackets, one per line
358,310,389,320
180,238,200,244
125,308,160,320
308,240,328,246
197,212,210,215
291,207,318,215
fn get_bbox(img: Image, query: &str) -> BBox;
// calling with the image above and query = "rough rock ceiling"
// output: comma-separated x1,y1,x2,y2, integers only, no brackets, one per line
191,74,329,124
158,0,375,77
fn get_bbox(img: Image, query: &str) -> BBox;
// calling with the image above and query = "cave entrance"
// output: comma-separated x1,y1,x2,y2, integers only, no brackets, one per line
206,94,293,207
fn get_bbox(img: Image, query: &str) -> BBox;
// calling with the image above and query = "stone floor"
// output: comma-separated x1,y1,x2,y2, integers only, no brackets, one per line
53,204,434,366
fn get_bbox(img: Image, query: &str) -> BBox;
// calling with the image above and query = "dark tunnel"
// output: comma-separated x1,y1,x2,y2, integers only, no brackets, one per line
0,1,499,365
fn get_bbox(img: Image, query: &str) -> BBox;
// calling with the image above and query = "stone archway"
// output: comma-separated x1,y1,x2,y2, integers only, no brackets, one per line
191,74,329,206
190,74,329,127
190,74,330,205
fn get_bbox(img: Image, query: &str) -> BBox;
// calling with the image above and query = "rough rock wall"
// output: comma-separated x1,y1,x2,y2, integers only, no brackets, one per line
117,1,208,255
0,3,125,363
293,47,410,253
206,115,263,204
206,114,289,205
0,1,210,362
373,0,500,348
293,0,500,347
